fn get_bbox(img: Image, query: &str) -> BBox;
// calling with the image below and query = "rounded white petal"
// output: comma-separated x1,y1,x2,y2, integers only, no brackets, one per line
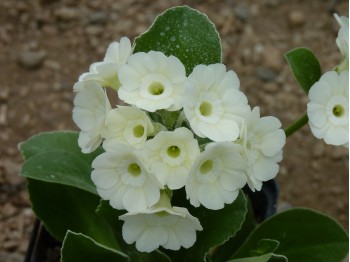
307,71,349,146
118,51,186,112
72,81,111,153
102,106,154,150
184,64,250,142
185,142,247,210
334,14,349,71
237,107,286,191
144,127,200,189
91,143,161,212
119,206,202,252
77,37,132,89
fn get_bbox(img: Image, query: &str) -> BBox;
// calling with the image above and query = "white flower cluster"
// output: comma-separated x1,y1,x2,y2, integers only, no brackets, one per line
307,14,349,147
72,37,286,252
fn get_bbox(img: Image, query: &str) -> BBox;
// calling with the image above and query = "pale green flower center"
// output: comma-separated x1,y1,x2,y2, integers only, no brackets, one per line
200,160,213,175
148,81,164,95
167,145,180,158
128,163,141,177
133,125,145,138
199,101,212,116
155,211,170,217
333,104,345,117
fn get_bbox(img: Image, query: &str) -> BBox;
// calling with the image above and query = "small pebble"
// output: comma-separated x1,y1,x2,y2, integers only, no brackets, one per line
288,10,305,27
255,67,277,81
18,50,46,69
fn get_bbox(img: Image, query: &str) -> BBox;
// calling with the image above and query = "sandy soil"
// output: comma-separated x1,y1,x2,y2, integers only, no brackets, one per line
0,0,348,260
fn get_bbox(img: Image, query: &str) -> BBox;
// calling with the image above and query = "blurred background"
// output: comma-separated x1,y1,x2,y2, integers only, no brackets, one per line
0,0,348,260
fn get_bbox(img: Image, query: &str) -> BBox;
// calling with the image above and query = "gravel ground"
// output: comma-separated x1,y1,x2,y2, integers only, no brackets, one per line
0,0,348,260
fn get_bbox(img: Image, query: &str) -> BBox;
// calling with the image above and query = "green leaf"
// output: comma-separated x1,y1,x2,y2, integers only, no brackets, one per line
19,131,102,161
20,151,97,194
168,191,247,262
61,231,129,262
96,200,171,262
228,239,288,262
232,208,349,262
27,179,120,250
134,5,221,75
284,48,321,94
211,198,257,262
249,239,279,256
19,131,103,195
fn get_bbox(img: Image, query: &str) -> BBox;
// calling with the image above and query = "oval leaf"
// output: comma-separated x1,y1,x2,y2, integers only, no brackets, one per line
20,151,97,195
284,47,321,94
134,5,222,75
19,131,103,195
19,131,102,161
61,231,128,262
232,208,349,261
27,179,120,250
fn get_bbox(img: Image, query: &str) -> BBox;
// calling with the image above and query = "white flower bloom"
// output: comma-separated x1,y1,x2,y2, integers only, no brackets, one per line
72,81,111,153
118,51,186,112
101,106,154,150
185,142,247,210
91,143,162,212
119,192,202,252
143,127,200,190
79,37,132,90
334,14,349,72
307,70,349,147
237,107,286,191
183,64,250,142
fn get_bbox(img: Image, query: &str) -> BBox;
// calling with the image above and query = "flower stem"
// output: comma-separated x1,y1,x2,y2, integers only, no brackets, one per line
284,113,309,137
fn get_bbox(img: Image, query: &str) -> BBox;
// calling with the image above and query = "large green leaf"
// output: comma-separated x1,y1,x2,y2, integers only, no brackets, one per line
61,231,129,262
19,131,102,195
211,199,257,262
19,131,102,161
284,48,321,94
232,208,349,261
20,151,97,194
27,179,120,250
134,5,222,75
96,200,171,262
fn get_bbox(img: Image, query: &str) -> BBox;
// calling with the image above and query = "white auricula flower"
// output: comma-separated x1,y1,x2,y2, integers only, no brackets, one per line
101,106,154,150
91,143,162,212
237,107,286,191
72,81,111,153
185,142,247,210
334,14,349,72
118,51,187,112
119,192,202,252
307,70,349,147
183,64,251,142
79,37,132,90
143,127,200,190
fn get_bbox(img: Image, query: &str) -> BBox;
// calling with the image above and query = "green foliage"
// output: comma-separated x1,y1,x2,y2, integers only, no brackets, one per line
27,179,120,250
211,198,257,262
19,131,103,194
284,48,321,94
231,208,349,262
61,231,128,262
134,5,221,75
